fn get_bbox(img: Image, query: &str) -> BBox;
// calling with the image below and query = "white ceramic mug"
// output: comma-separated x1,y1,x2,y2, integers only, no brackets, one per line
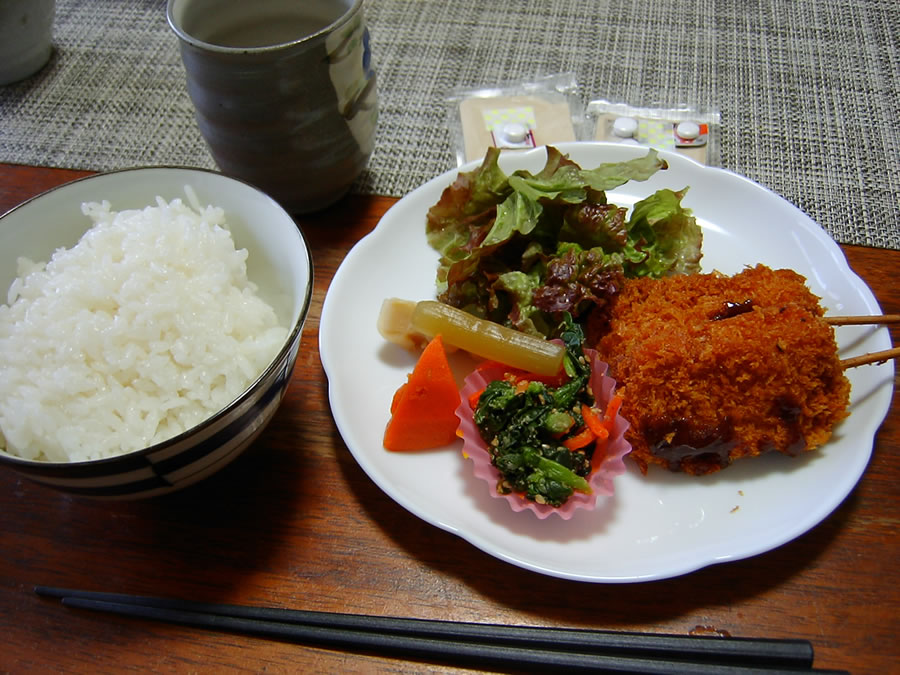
0,0,55,85
167,0,378,213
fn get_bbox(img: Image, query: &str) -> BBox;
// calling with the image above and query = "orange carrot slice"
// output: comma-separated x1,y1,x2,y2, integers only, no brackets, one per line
383,335,461,451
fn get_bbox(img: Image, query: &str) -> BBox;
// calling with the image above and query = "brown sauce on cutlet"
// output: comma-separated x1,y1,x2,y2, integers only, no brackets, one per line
710,299,754,321
644,416,737,471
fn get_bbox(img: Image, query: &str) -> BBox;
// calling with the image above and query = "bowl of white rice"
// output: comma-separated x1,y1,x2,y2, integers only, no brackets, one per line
0,167,313,498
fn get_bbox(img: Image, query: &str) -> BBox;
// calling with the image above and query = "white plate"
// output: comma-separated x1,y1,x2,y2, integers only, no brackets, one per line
319,142,894,582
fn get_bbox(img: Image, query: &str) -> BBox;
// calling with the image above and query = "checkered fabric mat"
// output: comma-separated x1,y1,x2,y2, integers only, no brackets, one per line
1,0,897,249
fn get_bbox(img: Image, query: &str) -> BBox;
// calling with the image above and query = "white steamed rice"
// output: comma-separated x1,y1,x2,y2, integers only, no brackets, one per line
0,192,288,462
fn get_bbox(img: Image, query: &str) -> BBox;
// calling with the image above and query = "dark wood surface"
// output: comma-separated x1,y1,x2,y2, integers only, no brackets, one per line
0,163,897,674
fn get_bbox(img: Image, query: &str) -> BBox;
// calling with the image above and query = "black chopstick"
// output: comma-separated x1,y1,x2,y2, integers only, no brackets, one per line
34,586,847,674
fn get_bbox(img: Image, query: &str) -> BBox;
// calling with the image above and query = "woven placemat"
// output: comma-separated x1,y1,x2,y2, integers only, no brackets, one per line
1,0,897,250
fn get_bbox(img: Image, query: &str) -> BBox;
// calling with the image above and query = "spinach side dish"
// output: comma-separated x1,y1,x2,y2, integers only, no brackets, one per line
471,316,620,507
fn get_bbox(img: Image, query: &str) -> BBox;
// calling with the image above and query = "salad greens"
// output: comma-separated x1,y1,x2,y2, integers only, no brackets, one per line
472,316,601,507
426,146,702,337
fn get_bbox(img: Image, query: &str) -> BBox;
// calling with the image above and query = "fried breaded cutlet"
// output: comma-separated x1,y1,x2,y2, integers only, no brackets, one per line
596,265,851,475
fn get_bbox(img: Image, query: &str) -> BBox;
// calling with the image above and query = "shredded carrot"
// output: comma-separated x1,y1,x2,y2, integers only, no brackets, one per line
604,394,623,425
591,434,609,471
562,426,595,450
514,379,530,395
468,387,485,410
587,394,622,470
475,360,512,374
514,371,568,388
581,404,609,439
475,360,567,388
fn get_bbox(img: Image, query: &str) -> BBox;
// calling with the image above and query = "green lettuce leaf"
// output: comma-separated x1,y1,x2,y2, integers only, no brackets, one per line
505,146,667,204
426,145,700,337
483,189,544,246
580,148,669,190
624,188,703,277
426,146,510,260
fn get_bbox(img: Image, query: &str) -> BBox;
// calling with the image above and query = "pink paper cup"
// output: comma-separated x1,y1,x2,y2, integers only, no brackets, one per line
455,349,631,520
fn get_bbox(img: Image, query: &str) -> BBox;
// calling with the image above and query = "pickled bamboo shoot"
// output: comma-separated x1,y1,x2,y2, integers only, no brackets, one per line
378,299,565,376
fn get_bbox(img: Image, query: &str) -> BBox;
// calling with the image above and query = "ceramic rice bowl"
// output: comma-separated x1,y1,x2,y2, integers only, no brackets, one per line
0,167,313,499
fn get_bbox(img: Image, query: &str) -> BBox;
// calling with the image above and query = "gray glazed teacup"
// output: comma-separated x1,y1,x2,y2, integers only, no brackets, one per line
0,0,55,85
167,0,377,213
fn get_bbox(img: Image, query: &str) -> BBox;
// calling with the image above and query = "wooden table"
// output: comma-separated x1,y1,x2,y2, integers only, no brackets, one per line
0,164,897,674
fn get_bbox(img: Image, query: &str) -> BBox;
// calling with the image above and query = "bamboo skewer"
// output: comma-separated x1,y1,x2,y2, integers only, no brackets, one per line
824,315,898,368
840,347,900,369
826,314,900,326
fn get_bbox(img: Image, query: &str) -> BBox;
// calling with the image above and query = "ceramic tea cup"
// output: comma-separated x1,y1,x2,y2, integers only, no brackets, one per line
0,0,55,85
167,0,378,213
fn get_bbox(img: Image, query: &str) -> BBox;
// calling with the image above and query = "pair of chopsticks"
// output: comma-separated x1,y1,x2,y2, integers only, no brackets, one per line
35,586,848,674
826,314,899,369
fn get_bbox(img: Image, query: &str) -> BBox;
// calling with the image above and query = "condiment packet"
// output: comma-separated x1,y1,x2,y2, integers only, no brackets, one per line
447,74,590,166
586,99,721,165
455,349,631,520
